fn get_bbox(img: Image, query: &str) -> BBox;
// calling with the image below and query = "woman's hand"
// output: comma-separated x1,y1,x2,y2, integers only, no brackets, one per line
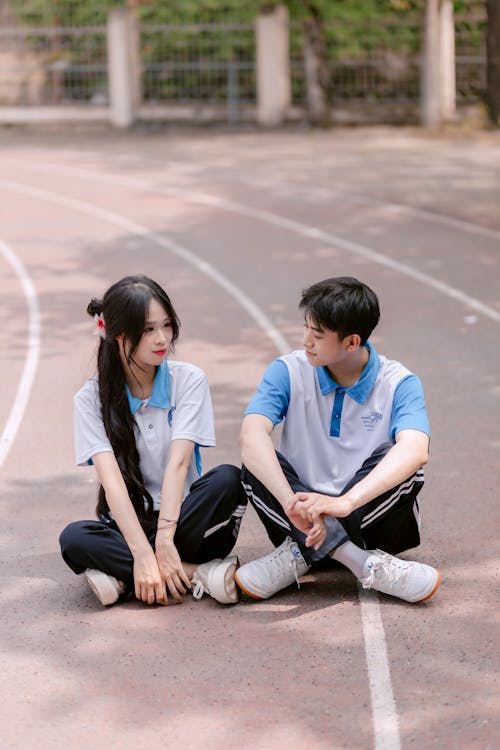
133,548,167,605
155,531,192,603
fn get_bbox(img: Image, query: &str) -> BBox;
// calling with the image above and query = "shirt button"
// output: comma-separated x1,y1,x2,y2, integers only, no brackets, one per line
148,424,154,429
335,414,340,419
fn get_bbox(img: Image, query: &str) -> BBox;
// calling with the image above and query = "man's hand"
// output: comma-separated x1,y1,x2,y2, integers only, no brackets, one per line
304,516,328,550
292,491,354,522
286,498,313,532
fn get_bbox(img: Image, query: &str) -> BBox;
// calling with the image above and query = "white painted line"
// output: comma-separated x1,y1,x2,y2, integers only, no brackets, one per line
359,587,401,750
3,158,499,324
0,240,41,469
202,169,500,243
187,192,500,325
0,177,402,750
6,156,500,242
0,179,289,357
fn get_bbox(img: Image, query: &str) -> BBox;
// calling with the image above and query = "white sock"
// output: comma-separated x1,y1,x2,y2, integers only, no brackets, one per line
330,540,372,579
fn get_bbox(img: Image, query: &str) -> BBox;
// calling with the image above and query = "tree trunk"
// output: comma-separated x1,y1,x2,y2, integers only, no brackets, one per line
300,2,331,127
487,0,500,126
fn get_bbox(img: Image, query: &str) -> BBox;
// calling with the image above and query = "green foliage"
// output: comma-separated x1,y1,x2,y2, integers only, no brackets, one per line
10,0,123,27
10,0,486,28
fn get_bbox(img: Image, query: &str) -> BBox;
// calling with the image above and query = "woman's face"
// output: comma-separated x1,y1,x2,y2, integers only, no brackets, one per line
122,297,173,370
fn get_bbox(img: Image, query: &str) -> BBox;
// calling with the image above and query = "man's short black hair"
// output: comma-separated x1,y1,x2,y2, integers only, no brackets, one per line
299,276,380,345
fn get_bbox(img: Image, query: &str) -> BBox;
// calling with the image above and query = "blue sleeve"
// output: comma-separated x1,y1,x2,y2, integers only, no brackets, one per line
390,374,430,440
244,359,290,425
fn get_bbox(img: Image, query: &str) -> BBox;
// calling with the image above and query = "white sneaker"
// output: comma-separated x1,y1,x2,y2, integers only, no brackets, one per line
234,537,310,600
191,556,240,604
359,550,441,603
84,569,126,606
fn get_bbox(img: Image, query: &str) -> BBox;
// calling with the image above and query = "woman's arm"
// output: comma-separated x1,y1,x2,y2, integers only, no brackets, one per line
155,438,195,601
92,452,166,605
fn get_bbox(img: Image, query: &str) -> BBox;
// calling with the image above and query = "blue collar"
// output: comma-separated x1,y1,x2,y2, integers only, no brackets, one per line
316,342,380,404
126,360,170,415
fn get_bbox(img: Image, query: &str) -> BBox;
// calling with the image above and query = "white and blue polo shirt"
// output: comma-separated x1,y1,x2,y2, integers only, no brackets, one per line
74,360,215,510
245,343,429,496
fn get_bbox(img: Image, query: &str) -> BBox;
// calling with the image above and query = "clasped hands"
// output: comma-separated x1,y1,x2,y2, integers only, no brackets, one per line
287,491,354,550
134,535,191,605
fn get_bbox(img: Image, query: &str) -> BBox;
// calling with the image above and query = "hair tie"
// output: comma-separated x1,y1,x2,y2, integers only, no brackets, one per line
93,313,106,340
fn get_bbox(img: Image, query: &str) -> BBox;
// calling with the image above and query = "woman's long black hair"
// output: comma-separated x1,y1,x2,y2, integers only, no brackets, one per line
87,275,180,527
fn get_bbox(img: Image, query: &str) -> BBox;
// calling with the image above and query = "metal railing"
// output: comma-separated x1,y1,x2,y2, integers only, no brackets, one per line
0,25,107,105
0,13,488,117
140,23,256,105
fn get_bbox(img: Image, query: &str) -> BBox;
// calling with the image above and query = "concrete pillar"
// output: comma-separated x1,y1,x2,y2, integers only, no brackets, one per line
421,0,456,127
107,8,139,127
256,5,291,126
440,0,456,121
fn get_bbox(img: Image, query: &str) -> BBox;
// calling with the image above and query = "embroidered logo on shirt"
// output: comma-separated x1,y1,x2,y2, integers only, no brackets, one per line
361,411,383,431
168,405,176,427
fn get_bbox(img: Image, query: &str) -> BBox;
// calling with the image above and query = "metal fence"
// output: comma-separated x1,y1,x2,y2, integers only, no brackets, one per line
291,14,486,107
140,23,256,105
0,13,488,116
455,14,488,101
0,25,107,105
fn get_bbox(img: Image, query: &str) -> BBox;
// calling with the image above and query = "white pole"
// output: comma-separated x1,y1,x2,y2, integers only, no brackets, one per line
107,8,135,128
421,0,442,127
256,5,291,126
440,0,456,120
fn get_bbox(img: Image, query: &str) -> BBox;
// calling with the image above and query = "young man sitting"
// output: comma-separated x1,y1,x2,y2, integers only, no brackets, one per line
235,276,441,604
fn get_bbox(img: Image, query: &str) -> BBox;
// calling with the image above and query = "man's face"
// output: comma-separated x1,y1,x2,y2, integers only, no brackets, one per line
302,315,351,369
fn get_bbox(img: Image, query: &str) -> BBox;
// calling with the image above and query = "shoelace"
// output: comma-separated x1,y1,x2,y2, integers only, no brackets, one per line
271,540,304,589
191,576,206,600
360,551,409,590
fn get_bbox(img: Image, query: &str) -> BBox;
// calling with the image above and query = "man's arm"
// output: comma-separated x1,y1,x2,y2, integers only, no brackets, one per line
293,428,429,524
240,414,297,516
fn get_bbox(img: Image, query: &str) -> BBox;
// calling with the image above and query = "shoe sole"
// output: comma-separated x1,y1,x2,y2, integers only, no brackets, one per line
415,569,442,603
234,570,264,600
219,557,241,604
84,570,120,606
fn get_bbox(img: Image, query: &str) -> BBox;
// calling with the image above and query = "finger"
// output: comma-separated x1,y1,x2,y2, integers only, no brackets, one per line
155,581,167,604
179,568,191,590
172,574,187,596
166,577,184,603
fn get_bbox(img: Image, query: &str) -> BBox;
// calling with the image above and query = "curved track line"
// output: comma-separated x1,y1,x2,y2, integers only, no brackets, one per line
0,240,41,469
0,177,401,750
0,179,289,355
3,159,499,324
206,169,500,243
6,156,500,242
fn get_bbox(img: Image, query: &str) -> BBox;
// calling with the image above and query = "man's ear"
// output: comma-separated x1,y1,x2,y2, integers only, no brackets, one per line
345,333,361,351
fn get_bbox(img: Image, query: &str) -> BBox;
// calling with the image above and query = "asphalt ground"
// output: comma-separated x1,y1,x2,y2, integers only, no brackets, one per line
0,123,499,750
